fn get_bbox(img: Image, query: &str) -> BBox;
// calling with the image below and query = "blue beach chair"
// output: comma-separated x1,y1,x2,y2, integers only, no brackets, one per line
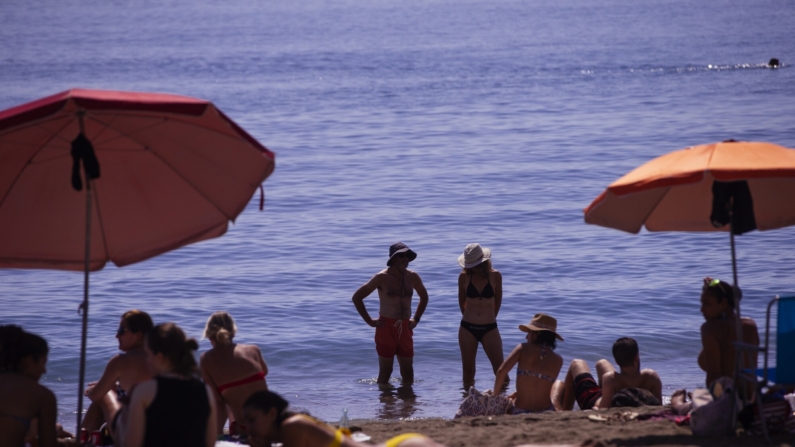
748,295,795,440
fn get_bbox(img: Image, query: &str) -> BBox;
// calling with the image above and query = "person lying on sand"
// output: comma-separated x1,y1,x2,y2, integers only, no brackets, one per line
200,311,268,437
242,390,447,447
553,337,662,410
81,310,154,433
489,313,564,414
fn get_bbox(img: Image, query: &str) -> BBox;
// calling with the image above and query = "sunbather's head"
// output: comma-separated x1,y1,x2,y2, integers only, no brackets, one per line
243,390,292,441
118,309,153,351
612,337,639,368
203,311,237,345
519,313,563,349
0,325,48,379
145,322,199,376
701,277,735,320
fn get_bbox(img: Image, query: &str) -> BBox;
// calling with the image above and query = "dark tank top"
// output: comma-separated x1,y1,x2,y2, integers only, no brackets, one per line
144,375,210,447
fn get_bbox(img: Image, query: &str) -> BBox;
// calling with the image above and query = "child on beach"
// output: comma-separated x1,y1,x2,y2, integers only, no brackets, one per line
200,311,268,436
457,243,506,390
490,313,564,414
81,310,154,433
242,390,447,447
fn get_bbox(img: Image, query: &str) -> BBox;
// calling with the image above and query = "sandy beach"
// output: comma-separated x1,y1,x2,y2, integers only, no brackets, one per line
354,406,795,447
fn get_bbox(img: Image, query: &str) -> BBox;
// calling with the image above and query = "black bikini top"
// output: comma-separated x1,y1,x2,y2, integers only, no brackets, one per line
466,275,494,299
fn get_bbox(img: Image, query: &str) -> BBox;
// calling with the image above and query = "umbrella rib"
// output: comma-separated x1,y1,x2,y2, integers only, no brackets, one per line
0,116,77,209
637,186,672,232
85,114,237,221
90,180,112,265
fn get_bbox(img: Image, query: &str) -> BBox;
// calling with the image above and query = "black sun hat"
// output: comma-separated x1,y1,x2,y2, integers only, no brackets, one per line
387,242,417,266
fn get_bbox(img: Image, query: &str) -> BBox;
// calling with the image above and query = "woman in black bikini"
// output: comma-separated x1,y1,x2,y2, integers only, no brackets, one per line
457,243,505,390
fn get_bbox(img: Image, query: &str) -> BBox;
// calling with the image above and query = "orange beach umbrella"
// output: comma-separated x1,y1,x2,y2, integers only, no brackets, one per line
584,139,795,327
0,89,275,431
584,140,795,234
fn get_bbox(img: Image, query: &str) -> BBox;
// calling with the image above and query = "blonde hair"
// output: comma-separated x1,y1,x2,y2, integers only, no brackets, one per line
204,311,237,344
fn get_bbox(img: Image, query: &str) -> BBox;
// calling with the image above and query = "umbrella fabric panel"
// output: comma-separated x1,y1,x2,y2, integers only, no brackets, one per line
582,188,667,234
748,178,795,231
0,89,275,271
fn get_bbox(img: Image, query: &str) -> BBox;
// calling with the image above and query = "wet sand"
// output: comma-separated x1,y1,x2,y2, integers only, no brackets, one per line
354,406,795,447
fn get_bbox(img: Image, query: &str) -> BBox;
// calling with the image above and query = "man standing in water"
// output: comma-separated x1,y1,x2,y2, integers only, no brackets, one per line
352,242,429,387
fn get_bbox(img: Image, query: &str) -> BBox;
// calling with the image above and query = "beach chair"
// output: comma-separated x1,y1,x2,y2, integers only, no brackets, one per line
747,294,795,440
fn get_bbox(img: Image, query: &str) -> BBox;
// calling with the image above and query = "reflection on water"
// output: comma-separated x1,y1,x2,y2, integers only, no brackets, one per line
377,384,418,420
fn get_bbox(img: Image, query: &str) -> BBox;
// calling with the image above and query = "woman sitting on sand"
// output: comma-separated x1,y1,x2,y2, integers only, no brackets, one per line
199,311,268,436
490,313,564,414
119,322,217,447
242,390,447,447
0,325,59,447
672,277,759,412
82,309,154,433
457,244,505,389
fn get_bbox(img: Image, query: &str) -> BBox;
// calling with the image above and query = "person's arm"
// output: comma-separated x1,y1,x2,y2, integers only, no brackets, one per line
199,353,226,437
700,325,723,387
37,388,58,447
492,270,503,316
493,344,522,393
597,372,616,409
409,272,429,329
256,346,269,384
352,275,383,327
85,355,121,402
123,380,156,447
457,272,468,315
204,385,218,447
645,370,663,402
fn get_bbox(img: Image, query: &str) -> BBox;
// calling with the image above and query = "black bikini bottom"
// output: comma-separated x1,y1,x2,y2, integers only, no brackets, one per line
460,320,498,343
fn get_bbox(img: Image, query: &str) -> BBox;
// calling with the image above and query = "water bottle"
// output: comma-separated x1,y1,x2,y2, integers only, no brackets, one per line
339,407,350,429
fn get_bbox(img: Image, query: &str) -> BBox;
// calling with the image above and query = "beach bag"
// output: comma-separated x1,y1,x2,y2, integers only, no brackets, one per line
689,377,737,436
610,388,661,407
744,394,795,435
454,386,512,418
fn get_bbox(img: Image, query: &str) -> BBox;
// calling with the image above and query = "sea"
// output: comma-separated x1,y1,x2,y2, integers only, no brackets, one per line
1,0,794,430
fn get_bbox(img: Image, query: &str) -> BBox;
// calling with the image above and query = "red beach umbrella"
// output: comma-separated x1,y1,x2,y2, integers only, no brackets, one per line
0,89,275,430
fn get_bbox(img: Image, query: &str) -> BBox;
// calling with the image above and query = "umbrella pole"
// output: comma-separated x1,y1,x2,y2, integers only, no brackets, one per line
76,114,92,434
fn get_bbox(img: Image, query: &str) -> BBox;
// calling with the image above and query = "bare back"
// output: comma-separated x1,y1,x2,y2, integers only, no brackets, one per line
0,373,56,447
513,343,563,411
599,368,662,408
200,343,268,425
699,316,759,390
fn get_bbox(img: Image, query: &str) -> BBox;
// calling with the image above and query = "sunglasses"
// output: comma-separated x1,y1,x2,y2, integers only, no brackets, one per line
116,326,128,337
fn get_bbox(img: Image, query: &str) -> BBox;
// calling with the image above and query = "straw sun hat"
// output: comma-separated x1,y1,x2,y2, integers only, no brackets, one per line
519,313,564,341
457,243,491,269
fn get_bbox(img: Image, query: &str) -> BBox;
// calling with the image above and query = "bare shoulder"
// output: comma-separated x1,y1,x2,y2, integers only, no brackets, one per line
490,269,502,279
700,319,725,335
641,368,660,378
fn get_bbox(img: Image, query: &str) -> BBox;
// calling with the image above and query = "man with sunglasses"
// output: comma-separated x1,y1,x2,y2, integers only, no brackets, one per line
81,309,154,435
352,242,429,387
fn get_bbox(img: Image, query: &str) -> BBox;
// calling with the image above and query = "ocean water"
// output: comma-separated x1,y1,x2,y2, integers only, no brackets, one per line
1,0,794,429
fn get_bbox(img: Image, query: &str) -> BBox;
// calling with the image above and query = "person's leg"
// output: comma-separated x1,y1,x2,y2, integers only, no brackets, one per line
481,328,505,378
458,325,479,389
396,356,414,385
378,356,394,384
560,359,594,411
550,379,566,411
594,359,615,388
670,389,692,415
81,401,104,431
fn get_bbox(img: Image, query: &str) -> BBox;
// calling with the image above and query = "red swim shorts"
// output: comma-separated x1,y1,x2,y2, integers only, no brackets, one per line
375,316,414,358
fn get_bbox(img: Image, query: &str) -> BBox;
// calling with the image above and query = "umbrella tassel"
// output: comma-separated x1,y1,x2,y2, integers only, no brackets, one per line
259,184,265,211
